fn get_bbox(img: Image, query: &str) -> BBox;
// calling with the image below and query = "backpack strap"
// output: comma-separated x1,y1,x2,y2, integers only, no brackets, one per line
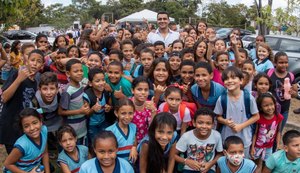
220,91,227,119
267,68,275,77
163,103,169,113
179,104,186,121
243,89,251,119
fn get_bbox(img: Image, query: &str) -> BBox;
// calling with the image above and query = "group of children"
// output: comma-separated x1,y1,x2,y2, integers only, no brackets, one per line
0,18,300,173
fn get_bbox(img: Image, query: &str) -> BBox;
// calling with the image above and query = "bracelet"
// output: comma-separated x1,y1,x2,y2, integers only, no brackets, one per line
184,158,187,165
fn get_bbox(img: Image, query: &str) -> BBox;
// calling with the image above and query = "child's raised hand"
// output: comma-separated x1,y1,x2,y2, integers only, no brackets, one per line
104,104,112,112
92,98,102,112
129,146,138,163
153,84,166,96
17,66,33,82
183,82,190,94
145,97,156,112
80,102,90,115
101,19,109,29
95,18,100,26
230,34,237,45
114,86,124,99
185,159,202,171
124,63,132,71
104,83,112,92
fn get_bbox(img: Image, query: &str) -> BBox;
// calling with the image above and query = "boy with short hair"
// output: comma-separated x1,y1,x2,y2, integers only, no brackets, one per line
121,39,135,72
216,136,257,173
214,66,260,159
154,41,166,59
263,130,300,173
175,107,223,173
58,59,90,145
0,49,44,154
181,48,195,61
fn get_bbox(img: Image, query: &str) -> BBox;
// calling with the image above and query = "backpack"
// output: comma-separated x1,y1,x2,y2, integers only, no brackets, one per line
163,103,192,126
219,89,255,133
267,68,294,81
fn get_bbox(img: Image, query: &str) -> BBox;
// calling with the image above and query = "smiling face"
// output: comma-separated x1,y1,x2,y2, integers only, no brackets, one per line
22,115,42,140
59,132,77,153
189,29,197,40
261,97,275,117
94,138,117,168
79,42,90,57
169,55,181,72
115,105,134,127
157,14,170,30
284,137,300,161
122,44,134,61
90,73,105,92
275,55,288,73
193,115,213,138
154,45,165,58
216,54,229,71
57,36,67,48
197,22,207,34
257,46,269,61
153,62,169,85
107,65,122,84
132,82,149,103
223,75,242,91
184,36,195,48
180,65,194,85
67,63,83,84
40,83,58,104
68,47,79,58
172,42,183,52
27,53,44,75
255,77,270,94
194,67,213,89
155,124,174,150
242,63,255,77
87,54,102,69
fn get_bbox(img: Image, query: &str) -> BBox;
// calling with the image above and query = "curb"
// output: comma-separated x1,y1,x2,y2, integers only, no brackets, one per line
285,121,300,131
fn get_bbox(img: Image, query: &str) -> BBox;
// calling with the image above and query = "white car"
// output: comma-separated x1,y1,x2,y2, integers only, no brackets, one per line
242,34,256,48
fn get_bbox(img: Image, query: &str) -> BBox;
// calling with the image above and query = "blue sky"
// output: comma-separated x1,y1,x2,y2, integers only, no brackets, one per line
41,0,287,9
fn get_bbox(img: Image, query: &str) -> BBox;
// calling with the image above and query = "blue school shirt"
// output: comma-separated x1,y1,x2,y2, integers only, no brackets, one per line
217,156,257,173
106,123,137,160
4,125,47,173
191,81,225,110
83,88,108,126
132,64,144,78
57,145,89,173
105,76,132,105
79,157,134,173
265,150,300,173
253,58,274,73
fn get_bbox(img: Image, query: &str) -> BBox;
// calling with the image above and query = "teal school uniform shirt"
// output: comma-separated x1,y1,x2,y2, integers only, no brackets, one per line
105,75,132,105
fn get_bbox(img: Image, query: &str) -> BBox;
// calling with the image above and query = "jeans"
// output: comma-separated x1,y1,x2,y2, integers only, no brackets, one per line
280,110,288,132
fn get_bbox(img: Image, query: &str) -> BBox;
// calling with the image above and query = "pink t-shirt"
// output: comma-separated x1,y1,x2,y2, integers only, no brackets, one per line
212,68,224,86
132,108,152,143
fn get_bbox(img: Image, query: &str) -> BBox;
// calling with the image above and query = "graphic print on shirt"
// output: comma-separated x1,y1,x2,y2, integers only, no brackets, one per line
187,143,215,163
256,121,278,146
23,88,35,108
275,80,284,102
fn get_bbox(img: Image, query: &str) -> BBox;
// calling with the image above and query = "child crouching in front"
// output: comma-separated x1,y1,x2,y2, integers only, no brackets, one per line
175,107,223,173
216,136,257,173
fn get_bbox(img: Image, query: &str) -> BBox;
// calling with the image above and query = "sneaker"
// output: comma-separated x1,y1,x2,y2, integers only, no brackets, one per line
293,108,300,114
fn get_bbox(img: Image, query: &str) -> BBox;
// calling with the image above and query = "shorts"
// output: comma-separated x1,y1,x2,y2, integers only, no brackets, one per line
253,147,272,161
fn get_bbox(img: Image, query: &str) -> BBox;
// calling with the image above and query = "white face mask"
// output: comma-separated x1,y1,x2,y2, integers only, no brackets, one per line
227,153,244,166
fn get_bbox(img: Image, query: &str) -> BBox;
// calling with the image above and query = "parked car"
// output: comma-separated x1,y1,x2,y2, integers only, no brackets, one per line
242,34,256,48
216,28,254,42
248,35,300,84
3,30,55,45
0,35,12,45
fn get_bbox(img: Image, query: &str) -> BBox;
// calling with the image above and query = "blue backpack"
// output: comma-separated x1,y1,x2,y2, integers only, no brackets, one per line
219,89,255,133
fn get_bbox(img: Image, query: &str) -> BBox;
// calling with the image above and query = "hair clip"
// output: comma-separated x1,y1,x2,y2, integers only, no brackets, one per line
168,83,184,90
101,47,107,54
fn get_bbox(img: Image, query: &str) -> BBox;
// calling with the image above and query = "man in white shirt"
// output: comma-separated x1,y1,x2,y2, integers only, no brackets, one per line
147,11,179,47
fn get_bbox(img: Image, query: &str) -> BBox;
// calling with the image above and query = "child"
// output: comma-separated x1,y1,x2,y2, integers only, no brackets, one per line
108,49,123,63
171,40,184,52
49,48,69,93
10,40,22,69
252,73,273,98
193,40,207,62
79,130,134,173
132,48,154,78
86,51,103,69
138,112,178,173
253,42,274,73
121,39,135,73
158,85,191,136
154,41,165,59
168,51,182,82
266,51,298,130
58,59,89,145
235,48,249,70
0,49,44,154
3,108,50,173
241,60,256,91
84,68,112,141
191,62,225,110
177,60,195,102
20,43,35,65
251,93,284,172
250,35,265,60
105,61,133,105
67,45,80,58
1,43,10,82
35,33,49,54
148,58,172,106
216,136,257,173
242,71,251,92
131,76,157,143
175,107,223,173
52,35,68,52
106,99,138,163
184,36,195,49
77,40,91,61
212,51,230,86
263,130,300,173
181,48,195,62
214,66,260,159
57,125,89,173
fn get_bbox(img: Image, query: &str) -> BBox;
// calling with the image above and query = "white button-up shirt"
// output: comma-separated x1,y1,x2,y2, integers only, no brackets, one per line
147,29,180,47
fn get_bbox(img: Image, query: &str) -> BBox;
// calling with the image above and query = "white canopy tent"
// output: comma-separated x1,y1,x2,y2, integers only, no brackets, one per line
118,9,175,23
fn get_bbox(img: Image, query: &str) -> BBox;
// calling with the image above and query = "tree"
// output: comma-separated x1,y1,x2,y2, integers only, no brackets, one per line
254,0,273,35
